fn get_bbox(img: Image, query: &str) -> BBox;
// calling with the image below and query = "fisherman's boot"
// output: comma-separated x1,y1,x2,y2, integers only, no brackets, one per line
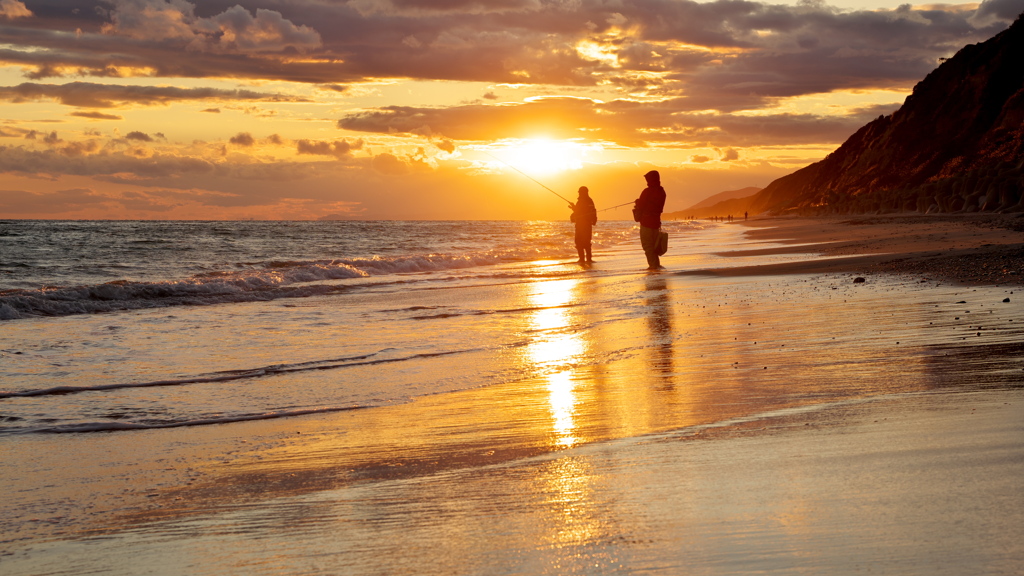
585,247,593,263
577,248,586,263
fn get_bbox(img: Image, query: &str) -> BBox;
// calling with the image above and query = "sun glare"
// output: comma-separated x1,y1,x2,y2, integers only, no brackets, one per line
495,139,587,176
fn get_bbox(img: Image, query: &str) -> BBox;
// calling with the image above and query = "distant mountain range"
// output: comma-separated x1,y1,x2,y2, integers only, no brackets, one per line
697,12,1024,217
665,187,761,219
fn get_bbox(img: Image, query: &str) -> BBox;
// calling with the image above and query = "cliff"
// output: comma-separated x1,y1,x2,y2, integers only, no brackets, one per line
742,13,1024,216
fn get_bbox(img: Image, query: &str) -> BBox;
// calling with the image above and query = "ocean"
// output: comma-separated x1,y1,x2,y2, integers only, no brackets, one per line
0,218,706,435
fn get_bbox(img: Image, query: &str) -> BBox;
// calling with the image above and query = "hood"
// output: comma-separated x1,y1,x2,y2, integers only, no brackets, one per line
644,170,660,186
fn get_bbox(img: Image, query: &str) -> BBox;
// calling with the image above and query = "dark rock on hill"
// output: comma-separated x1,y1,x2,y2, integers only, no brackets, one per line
743,13,1024,216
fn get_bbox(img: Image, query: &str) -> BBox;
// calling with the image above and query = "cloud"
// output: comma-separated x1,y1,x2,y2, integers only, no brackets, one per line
229,132,255,146
101,0,322,54
372,152,409,175
70,111,123,120
435,138,456,153
0,82,309,108
0,144,217,179
0,186,238,215
339,98,608,141
125,131,152,141
0,0,31,20
296,138,363,158
0,188,112,214
339,96,888,147
4,0,1018,98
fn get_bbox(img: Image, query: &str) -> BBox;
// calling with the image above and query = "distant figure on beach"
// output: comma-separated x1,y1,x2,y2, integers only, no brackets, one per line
633,170,667,270
744,211,748,220
569,186,597,263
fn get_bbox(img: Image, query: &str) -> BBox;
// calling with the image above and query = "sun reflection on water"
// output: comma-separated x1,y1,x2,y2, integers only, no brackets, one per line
526,278,586,449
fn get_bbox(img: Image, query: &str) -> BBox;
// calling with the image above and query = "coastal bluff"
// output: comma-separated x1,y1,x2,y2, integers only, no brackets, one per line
714,12,1024,217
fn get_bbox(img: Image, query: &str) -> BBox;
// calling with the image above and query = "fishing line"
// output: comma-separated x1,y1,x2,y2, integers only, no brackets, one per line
484,151,574,205
598,201,633,212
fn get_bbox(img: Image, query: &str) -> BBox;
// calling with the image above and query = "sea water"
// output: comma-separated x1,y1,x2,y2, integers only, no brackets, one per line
0,219,709,435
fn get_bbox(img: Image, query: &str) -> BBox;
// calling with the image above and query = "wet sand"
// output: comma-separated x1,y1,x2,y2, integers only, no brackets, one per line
689,213,1024,285
2,218,1023,575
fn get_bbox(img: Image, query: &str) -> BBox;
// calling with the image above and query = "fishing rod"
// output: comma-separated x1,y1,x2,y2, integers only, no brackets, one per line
484,151,574,205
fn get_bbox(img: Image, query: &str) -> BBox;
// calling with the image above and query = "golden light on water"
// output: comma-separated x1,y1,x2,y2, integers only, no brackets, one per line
527,278,586,448
538,456,601,549
546,371,578,448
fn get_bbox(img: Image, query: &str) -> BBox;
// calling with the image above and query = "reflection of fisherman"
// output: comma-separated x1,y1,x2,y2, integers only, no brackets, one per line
569,186,597,263
634,170,667,270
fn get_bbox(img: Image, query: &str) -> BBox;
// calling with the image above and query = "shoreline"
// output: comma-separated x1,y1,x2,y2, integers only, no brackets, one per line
680,213,1024,286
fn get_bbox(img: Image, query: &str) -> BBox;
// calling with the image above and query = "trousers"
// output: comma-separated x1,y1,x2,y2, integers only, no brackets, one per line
640,225,660,269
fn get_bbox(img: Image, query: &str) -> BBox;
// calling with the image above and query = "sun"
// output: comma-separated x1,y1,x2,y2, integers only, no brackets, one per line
493,138,587,176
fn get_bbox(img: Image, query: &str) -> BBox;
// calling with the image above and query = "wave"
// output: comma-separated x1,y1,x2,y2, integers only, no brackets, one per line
0,220,663,320
0,349,469,399
11,405,370,435
0,254,518,320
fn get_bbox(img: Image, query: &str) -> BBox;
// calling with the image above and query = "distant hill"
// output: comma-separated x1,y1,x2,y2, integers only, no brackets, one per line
687,186,761,210
708,13,1024,217
665,186,761,219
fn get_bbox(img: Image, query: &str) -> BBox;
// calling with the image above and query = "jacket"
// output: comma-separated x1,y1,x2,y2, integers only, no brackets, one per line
635,171,666,229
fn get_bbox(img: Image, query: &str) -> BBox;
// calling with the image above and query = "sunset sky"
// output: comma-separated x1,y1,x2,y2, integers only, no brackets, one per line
1,0,1021,220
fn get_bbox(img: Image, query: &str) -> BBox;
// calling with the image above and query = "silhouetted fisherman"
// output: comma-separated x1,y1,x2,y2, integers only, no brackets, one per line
633,170,666,270
569,186,597,263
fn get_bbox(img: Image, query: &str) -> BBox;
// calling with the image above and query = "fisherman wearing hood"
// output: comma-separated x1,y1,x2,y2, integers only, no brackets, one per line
634,170,667,269
569,186,597,263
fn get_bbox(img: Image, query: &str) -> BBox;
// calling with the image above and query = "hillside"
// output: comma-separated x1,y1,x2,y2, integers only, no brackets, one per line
716,13,1024,216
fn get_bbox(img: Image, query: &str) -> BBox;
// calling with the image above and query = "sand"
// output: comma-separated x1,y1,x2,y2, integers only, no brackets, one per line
692,213,1024,285
2,215,1022,575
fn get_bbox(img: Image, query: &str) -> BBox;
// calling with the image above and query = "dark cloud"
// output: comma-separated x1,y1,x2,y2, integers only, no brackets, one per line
0,186,230,215
100,1,321,53
0,144,217,179
296,138,363,158
70,110,122,120
0,188,112,214
0,82,308,108
125,131,152,141
229,132,255,146
5,0,1013,94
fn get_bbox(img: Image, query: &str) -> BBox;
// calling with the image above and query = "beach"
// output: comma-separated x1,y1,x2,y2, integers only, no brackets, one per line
2,215,1022,575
